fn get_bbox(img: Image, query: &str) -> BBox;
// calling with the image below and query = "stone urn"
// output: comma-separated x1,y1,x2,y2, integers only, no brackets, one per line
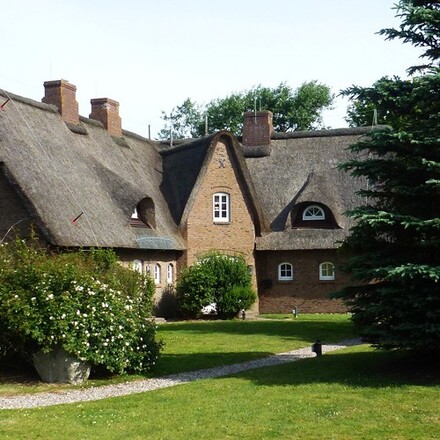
33,346,91,384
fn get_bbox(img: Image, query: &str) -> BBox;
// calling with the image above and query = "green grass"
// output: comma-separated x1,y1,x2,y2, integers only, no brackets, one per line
1,345,439,439
155,314,355,375
0,314,354,395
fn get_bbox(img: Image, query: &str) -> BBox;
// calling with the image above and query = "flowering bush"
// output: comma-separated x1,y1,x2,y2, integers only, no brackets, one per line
0,239,162,375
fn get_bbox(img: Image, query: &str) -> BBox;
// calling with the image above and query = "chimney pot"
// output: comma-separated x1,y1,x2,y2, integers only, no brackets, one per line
89,98,122,137
42,79,79,125
242,111,273,147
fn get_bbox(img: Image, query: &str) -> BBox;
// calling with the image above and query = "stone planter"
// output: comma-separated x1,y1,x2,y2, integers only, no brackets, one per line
33,346,91,384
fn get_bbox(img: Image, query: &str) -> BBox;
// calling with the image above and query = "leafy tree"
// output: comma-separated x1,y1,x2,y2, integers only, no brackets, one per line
334,0,440,352
159,82,333,139
158,98,204,140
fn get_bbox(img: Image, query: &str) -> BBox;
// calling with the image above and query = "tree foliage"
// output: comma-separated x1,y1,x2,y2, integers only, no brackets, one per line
158,81,333,139
335,1,440,352
176,252,256,319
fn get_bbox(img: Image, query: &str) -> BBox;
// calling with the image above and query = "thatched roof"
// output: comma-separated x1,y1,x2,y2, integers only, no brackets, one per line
160,131,267,234
0,87,374,254
0,90,185,250
246,127,374,250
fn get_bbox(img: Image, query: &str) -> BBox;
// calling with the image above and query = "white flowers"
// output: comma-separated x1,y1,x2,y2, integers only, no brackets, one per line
46,293,54,300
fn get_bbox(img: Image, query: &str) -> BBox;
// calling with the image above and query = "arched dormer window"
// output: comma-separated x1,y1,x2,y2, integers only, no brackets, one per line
131,197,156,228
303,205,325,221
291,202,339,229
278,263,293,281
319,262,335,281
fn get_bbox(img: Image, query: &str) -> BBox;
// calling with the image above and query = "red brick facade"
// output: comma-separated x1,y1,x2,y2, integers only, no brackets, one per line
256,249,348,313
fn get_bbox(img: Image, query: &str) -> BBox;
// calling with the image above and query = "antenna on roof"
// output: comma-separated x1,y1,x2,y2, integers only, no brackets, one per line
148,124,151,139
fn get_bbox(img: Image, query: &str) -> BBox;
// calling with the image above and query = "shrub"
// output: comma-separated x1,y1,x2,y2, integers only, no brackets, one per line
0,239,162,375
217,286,257,319
176,251,255,319
175,265,216,318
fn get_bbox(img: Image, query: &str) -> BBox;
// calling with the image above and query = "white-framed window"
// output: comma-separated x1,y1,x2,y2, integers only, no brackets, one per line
302,205,325,221
278,263,293,281
167,263,174,284
154,263,161,285
319,262,335,281
213,192,230,223
132,259,143,273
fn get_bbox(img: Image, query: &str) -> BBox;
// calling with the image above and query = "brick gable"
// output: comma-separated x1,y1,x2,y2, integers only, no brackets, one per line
183,140,257,283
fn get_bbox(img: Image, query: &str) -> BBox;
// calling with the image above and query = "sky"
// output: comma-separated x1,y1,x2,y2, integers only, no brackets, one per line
1,0,423,138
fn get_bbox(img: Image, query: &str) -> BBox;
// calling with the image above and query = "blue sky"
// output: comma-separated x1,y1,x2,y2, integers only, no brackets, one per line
1,0,422,137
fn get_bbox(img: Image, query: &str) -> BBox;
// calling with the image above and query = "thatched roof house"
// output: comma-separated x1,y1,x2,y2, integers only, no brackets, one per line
0,80,373,315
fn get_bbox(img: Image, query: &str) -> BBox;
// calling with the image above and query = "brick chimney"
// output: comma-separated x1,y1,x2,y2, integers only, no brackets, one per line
89,98,122,137
42,79,79,125
242,111,273,146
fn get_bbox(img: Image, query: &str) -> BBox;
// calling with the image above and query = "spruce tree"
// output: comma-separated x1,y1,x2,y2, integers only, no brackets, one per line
335,0,440,351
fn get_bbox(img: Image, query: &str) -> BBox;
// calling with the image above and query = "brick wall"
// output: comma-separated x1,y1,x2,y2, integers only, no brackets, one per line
116,248,181,318
183,140,258,312
257,249,349,313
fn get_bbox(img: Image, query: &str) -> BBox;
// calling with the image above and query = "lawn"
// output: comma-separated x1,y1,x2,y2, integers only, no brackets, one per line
1,315,439,439
0,314,354,395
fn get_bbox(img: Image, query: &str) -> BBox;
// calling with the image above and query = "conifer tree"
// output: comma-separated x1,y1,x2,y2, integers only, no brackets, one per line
335,0,440,351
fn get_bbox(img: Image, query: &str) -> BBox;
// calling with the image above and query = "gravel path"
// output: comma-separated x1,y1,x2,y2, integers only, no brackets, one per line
0,338,361,410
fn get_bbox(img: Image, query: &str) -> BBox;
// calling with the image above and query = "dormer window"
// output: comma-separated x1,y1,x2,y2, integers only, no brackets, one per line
291,202,338,229
130,197,156,228
303,205,325,221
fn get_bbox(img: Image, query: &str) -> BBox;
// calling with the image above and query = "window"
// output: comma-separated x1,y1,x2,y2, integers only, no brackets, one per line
319,262,335,281
167,263,174,284
130,197,156,228
213,192,230,223
303,205,325,221
132,259,143,273
278,263,293,281
154,263,161,285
